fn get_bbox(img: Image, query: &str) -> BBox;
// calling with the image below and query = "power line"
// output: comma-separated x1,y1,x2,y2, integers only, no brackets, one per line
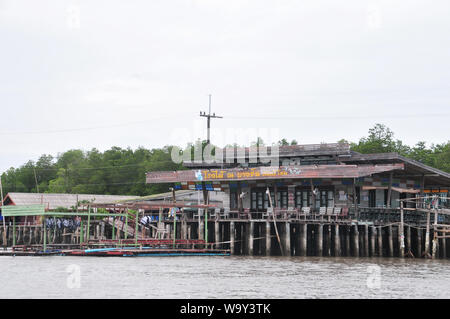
3,161,183,172
0,114,190,136
226,113,450,120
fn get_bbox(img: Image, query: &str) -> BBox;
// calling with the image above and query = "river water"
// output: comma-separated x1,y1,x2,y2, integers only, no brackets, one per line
0,256,448,298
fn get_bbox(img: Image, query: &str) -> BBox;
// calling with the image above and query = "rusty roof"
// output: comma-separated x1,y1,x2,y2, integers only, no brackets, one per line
146,163,404,183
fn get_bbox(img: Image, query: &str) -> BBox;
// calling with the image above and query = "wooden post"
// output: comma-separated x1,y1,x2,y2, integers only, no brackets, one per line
310,179,315,212
432,209,438,259
135,209,139,247
87,205,91,242
265,221,271,256
284,222,291,256
370,226,376,257
406,225,412,257
124,209,128,240
316,224,323,257
198,213,204,241
334,224,340,257
442,233,447,259
388,225,394,257
425,211,431,257
387,172,393,209
248,221,254,256
344,226,351,257
364,224,369,257
417,227,422,258
12,217,16,247
215,221,220,249
101,221,105,240
80,218,84,244
353,178,359,219
112,216,116,240
241,223,246,255
353,225,359,257
399,202,405,258
43,217,47,251
300,223,307,257
230,221,235,255
205,209,208,244
327,225,332,257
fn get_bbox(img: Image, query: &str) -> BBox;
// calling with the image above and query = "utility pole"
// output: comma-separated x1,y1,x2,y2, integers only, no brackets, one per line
200,94,222,145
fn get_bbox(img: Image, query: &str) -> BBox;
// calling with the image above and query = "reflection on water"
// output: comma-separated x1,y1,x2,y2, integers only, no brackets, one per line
0,256,449,298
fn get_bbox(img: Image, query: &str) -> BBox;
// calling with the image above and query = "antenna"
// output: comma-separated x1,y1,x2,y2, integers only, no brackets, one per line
199,94,222,145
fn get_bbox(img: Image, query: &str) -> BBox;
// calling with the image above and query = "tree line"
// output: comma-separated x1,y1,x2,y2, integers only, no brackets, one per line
1,124,448,196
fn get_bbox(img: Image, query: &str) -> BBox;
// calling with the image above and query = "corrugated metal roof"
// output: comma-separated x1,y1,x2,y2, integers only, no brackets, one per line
146,164,404,183
3,193,139,210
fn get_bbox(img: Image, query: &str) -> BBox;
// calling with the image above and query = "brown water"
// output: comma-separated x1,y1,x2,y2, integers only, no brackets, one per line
0,256,448,298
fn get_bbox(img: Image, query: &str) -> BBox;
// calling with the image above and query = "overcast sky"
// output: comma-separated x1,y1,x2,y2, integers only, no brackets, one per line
0,0,449,173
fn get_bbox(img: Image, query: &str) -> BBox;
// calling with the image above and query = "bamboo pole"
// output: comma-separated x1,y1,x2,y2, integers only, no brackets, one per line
135,209,139,247
87,205,91,242
399,201,405,257
0,176,6,249
112,216,115,240
205,209,208,244
432,209,438,259
43,217,47,251
425,211,431,258
266,187,283,256
12,217,16,247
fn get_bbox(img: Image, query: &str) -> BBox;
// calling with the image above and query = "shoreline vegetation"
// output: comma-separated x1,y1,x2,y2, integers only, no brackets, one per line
1,124,448,196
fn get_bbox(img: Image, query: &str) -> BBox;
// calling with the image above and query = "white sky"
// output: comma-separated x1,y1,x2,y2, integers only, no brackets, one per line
0,0,449,173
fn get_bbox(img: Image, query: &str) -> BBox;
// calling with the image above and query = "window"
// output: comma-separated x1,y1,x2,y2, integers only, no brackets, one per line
251,188,274,211
384,189,389,206
230,191,238,210
320,190,327,207
277,190,288,209
257,192,263,210
369,190,376,207
251,191,257,210
327,190,334,207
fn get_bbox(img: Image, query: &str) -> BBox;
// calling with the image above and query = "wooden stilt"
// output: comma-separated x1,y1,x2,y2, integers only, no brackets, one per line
406,226,412,257
248,221,254,256
370,226,376,257
345,226,350,257
424,211,431,258
284,222,291,256
353,225,359,257
334,224,340,257
215,221,220,249
442,235,447,259
417,227,422,258
317,224,323,257
241,223,246,255
399,202,405,258
300,223,307,256
230,221,235,255
364,224,369,257
432,210,438,259
388,225,394,257
265,221,271,256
